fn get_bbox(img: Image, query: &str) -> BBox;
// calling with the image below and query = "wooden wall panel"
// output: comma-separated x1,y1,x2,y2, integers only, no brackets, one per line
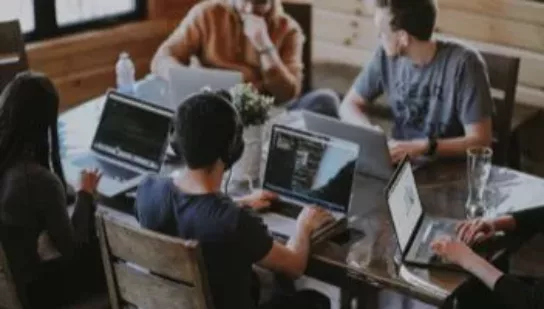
26,20,175,110
312,1,544,108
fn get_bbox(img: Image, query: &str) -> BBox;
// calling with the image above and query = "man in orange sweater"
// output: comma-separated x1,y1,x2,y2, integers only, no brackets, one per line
151,0,340,117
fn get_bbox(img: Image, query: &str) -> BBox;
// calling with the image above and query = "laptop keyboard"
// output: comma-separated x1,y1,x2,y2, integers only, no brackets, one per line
73,156,140,182
271,200,303,219
415,220,457,261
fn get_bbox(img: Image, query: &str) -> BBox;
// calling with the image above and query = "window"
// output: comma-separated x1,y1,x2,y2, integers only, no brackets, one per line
0,0,146,41
0,0,35,33
55,0,137,27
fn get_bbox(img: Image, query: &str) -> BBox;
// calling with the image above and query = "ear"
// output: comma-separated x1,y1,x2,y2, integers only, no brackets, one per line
399,30,410,47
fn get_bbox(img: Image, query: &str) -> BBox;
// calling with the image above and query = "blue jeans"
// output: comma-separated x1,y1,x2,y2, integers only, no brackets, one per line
287,88,340,118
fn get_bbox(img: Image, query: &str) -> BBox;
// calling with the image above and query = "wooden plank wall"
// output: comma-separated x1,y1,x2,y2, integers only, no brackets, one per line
312,0,544,109
26,20,174,110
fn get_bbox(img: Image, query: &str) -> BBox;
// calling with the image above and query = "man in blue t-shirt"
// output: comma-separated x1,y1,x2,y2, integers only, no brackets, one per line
135,90,332,309
339,0,494,163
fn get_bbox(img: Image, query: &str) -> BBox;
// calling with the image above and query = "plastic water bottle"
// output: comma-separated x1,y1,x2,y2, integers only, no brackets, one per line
115,52,136,95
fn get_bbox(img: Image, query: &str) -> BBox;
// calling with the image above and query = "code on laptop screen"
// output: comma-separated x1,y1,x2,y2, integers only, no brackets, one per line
92,93,172,170
263,125,359,212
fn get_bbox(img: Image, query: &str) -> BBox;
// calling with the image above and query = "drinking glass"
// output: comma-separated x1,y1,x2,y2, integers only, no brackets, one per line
465,147,493,218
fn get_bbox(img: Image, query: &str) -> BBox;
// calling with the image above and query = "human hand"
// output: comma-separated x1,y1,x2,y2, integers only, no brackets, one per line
431,236,479,268
78,169,102,195
296,206,334,236
456,219,496,245
389,139,428,163
242,14,273,51
238,190,277,211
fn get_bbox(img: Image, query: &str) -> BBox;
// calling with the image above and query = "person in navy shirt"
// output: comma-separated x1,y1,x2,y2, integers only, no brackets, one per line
136,90,332,309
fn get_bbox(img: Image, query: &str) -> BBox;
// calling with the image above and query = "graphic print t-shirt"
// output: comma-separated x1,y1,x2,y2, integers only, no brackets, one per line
353,40,493,140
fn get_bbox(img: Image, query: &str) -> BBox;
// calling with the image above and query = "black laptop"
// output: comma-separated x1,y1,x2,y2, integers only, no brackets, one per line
260,124,360,242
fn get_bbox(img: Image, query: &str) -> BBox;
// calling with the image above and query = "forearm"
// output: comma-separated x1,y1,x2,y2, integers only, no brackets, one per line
70,191,96,243
339,100,372,127
461,254,504,289
260,50,300,102
285,227,312,277
150,47,188,81
493,215,517,232
431,134,491,157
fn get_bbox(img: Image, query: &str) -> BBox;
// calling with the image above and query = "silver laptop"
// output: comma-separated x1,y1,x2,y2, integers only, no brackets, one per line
167,66,243,111
302,111,393,180
260,124,360,241
386,156,465,269
63,91,173,197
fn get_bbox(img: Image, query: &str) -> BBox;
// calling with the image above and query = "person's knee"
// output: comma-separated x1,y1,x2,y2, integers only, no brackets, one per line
300,88,340,118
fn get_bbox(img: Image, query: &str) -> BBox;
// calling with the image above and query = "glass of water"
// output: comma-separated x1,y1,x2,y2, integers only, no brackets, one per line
465,147,493,218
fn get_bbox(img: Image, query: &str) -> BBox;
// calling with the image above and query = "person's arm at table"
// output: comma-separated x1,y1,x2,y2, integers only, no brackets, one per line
250,207,332,278
150,4,204,81
339,48,384,127
389,51,494,163
38,170,100,257
432,238,544,309
243,14,303,103
457,206,544,245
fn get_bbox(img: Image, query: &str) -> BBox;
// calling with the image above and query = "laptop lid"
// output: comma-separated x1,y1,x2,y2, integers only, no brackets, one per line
90,91,173,172
302,111,393,180
263,124,359,213
168,66,243,110
384,156,425,258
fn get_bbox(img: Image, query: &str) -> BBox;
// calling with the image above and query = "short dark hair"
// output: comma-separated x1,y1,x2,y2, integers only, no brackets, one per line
174,90,238,169
375,0,437,41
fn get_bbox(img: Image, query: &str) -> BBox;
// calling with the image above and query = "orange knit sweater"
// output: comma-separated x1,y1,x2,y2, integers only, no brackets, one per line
154,0,305,103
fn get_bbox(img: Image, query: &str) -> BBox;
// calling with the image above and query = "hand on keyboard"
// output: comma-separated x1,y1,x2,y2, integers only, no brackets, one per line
78,168,102,195
456,219,496,245
430,236,479,269
237,190,278,211
296,206,334,236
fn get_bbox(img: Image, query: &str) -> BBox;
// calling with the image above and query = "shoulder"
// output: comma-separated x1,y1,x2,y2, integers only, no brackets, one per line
3,163,63,193
439,40,486,69
271,11,304,41
188,0,232,20
0,163,65,206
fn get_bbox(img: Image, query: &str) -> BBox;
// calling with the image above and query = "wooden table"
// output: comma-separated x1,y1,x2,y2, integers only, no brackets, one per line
58,93,544,309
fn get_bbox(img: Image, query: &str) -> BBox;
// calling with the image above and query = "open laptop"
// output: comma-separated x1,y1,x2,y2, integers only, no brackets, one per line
63,91,173,197
385,156,497,270
167,66,243,111
260,124,360,242
302,111,393,180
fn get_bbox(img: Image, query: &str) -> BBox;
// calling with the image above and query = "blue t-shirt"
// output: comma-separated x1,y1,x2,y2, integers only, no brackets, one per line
353,40,493,140
135,176,274,309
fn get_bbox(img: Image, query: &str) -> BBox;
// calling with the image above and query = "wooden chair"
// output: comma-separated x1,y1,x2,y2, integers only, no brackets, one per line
96,211,213,309
480,51,520,167
0,20,28,92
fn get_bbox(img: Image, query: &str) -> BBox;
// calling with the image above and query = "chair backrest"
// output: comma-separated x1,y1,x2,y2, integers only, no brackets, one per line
0,20,28,93
96,212,213,309
480,51,520,166
283,1,312,94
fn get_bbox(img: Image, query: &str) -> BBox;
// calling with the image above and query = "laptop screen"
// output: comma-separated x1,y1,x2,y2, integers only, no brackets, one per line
91,92,173,171
263,125,359,213
386,159,423,252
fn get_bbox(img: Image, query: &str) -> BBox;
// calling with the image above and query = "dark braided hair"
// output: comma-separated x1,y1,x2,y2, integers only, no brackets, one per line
0,71,67,191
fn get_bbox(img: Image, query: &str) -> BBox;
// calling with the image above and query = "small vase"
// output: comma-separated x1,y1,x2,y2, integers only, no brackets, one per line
231,125,263,184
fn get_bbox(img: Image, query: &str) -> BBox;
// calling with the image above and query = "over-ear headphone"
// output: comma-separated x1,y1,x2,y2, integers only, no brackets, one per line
170,89,244,170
